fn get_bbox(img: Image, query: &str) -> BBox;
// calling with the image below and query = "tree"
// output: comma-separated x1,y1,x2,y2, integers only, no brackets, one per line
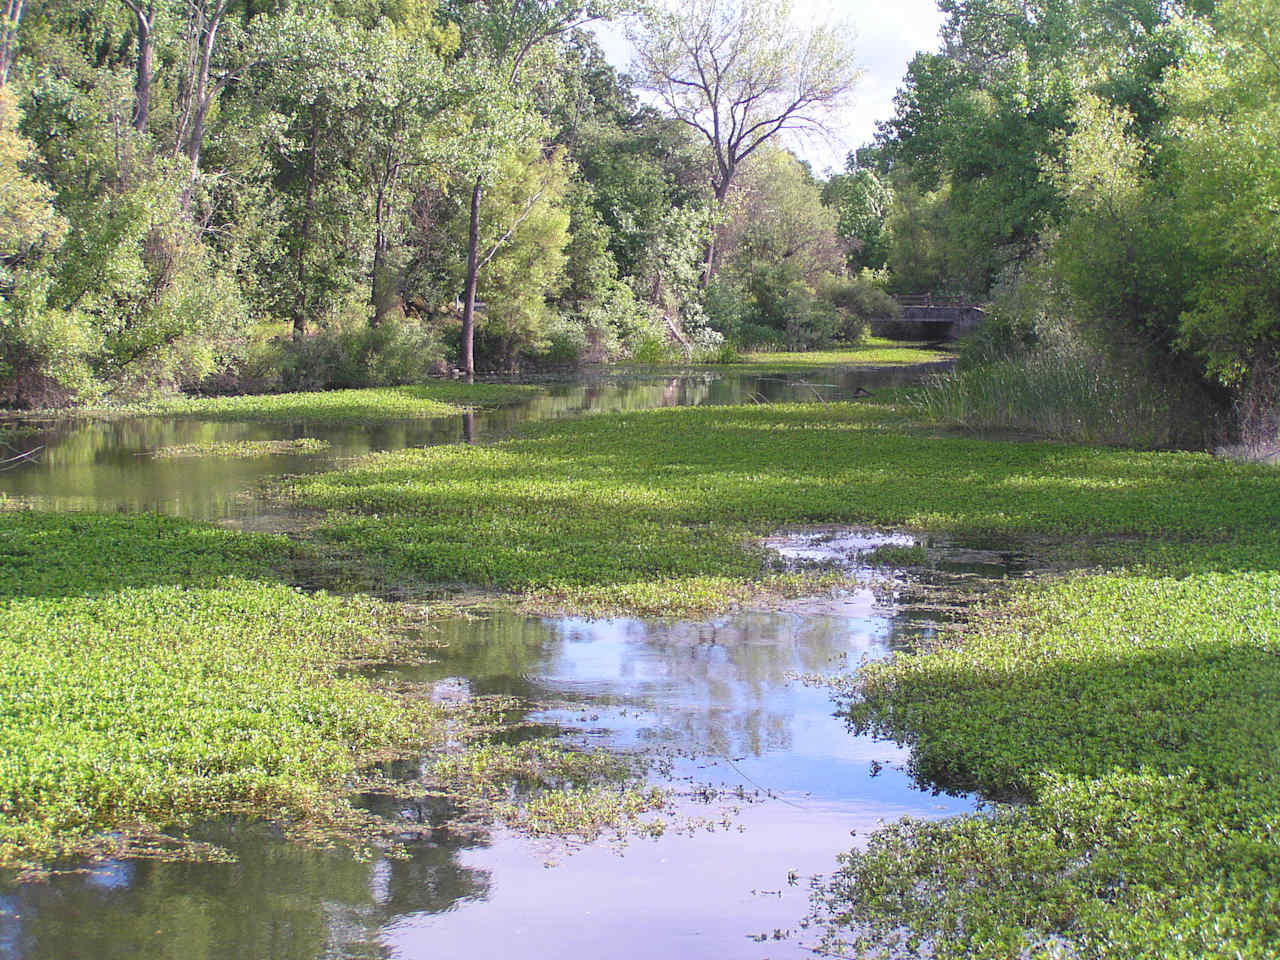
449,0,614,378
0,0,24,84
823,161,893,272
718,145,842,284
628,0,857,281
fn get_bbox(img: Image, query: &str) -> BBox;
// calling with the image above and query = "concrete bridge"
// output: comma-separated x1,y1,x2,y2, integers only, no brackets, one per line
871,295,985,341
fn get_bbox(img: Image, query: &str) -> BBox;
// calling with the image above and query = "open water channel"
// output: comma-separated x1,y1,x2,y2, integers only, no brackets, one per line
0,362,1006,960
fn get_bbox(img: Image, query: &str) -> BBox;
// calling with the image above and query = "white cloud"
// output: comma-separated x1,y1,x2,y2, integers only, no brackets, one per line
589,1,945,175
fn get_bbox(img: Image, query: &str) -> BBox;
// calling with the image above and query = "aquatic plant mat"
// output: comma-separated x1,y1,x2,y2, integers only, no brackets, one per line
3,392,1278,958
278,399,1279,958
2,382,538,425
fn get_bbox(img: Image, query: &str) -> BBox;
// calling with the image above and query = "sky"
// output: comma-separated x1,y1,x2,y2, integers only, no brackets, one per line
590,0,947,175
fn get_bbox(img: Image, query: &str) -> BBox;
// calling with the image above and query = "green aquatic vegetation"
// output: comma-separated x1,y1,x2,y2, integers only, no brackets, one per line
814,571,1280,959
3,383,537,424
522,571,857,619
286,401,1280,612
494,784,669,841
861,543,929,567
0,510,449,868
0,577,442,869
429,740,638,799
152,438,332,459
729,339,953,369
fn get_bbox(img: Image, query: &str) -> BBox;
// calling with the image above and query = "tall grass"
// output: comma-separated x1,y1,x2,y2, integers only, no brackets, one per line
916,332,1214,449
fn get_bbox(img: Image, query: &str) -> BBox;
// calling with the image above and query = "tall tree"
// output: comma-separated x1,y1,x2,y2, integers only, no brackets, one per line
449,0,613,378
120,0,158,131
627,0,857,282
0,0,23,84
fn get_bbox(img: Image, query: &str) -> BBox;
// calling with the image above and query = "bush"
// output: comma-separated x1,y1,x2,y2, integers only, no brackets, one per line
818,269,898,341
273,307,446,391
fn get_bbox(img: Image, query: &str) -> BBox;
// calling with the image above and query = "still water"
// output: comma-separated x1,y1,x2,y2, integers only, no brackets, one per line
0,363,983,960
0,364,946,518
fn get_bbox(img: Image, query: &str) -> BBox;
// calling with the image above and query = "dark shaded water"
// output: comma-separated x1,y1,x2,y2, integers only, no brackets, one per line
0,363,991,960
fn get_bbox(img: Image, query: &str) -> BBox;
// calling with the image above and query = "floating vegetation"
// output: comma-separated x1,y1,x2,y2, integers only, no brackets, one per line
287,400,1280,616
152,438,332,459
3,383,539,425
812,570,1280,959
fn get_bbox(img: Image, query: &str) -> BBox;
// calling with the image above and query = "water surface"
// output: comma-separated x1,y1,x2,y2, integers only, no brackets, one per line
0,361,988,960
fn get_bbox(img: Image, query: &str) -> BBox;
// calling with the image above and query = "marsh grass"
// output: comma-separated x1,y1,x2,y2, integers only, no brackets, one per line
915,339,1214,449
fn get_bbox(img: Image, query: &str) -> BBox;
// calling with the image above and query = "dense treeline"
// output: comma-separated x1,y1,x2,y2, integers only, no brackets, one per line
857,0,1280,448
0,0,872,407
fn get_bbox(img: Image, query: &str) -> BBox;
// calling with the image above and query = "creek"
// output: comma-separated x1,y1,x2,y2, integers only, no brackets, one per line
0,362,1006,960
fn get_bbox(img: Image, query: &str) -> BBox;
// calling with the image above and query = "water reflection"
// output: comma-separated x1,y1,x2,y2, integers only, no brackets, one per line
1,591,971,960
0,364,946,519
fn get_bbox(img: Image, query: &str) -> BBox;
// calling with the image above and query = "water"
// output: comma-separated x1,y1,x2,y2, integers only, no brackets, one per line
0,595,974,960
0,361,989,960
0,364,946,519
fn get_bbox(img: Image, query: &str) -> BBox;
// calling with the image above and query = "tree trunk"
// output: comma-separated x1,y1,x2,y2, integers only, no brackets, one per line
129,4,154,132
0,0,25,85
182,3,223,171
293,111,321,340
701,175,733,288
460,175,482,382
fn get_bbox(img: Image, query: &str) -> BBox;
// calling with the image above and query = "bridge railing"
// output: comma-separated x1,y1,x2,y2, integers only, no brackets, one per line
896,293,973,308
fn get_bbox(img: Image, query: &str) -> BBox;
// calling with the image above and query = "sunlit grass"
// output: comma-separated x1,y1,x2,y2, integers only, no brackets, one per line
732,338,954,368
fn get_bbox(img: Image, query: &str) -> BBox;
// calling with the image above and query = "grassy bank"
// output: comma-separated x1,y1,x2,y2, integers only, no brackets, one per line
2,382,538,424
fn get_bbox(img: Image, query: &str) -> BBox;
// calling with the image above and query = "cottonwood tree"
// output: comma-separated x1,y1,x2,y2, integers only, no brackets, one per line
628,0,857,282
450,0,616,378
